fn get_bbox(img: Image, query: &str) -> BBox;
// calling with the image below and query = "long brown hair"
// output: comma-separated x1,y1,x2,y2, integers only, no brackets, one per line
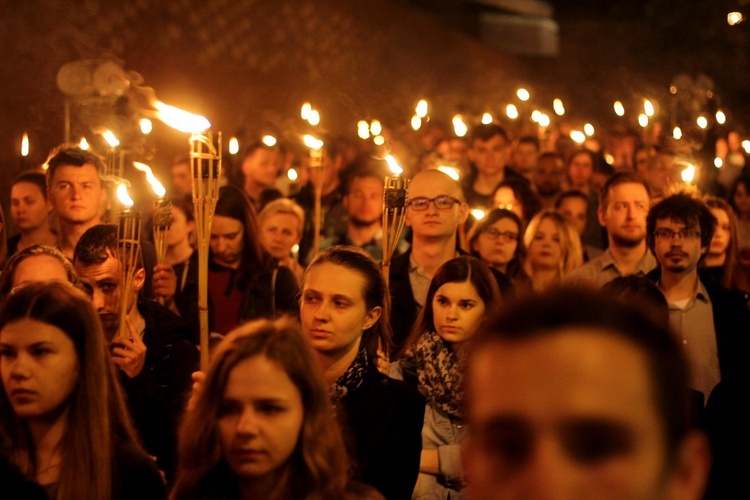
703,197,750,292
399,256,501,358
0,282,140,500
171,317,350,499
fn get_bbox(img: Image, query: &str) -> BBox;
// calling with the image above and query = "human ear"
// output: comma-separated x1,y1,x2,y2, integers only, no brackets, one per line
664,430,711,500
362,306,382,331
132,268,146,292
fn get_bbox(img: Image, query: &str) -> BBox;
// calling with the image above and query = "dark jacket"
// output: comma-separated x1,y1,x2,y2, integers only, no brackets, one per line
646,268,750,380
119,300,199,483
338,362,425,500
206,255,300,334
388,249,513,356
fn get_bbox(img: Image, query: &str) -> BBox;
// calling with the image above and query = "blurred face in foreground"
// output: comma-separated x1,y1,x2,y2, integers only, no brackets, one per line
465,328,708,500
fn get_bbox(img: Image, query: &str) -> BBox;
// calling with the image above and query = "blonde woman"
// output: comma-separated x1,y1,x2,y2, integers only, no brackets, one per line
258,198,305,285
523,210,583,291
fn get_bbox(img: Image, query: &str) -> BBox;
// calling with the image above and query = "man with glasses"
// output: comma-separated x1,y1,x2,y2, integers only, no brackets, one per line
566,172,656,287
645,193,749,405
388,169,511,356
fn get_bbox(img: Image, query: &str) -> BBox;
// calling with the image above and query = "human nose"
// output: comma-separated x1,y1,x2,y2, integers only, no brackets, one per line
515,438,570,499
312,300,331,322
236,407,260,436
9,352,31,380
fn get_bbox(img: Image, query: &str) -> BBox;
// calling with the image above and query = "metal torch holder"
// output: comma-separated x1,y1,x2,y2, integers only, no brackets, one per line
152,198,173,264
190,131,222,370
381,175,409,285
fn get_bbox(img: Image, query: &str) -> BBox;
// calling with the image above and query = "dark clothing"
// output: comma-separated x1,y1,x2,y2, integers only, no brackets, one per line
293,183,348,265
703,368,750,499
6,234,20,259
646,268,750,381
112,439,167,500
207,255,300,334
119,301,199,483
339,363,425,500
388,249,513,356
171,251,200,343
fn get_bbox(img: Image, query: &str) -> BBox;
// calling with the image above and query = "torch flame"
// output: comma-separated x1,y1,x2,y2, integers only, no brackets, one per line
133,162,166,197
154,101,210,134
287,168,299,182
438,166,460,181
79,138,90,150
681,164,696,183
102,130,120,148
140,118,153,135
415,99,428,118
301,102,312,120
385,155,403,175
303,135,324,150
21,133,29,157
116,183,134,207
229,137,240,154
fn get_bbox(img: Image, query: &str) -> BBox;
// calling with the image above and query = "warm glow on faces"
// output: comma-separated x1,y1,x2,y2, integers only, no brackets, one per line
218,356,304,483
166,206,195,247
557,197,587,236
260,213,301,261
432,280,486,346
473,218,520,271
708,208,730,258
527,217,563,271
465,330,676,499
242,149,281,188
493,187,524,222
345,176,384,225
599,183,650,247
567,153,594,189
210,216,245,269
11,181,51,231
469,135,509,176
300,262,380,358
1,319,79,420
48,164,103,224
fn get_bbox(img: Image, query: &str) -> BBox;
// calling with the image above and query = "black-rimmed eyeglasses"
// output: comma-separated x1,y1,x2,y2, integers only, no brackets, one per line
407,196,462,211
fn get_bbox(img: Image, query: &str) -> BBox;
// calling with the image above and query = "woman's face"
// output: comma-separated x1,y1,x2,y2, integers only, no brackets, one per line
260,213,300,261
493,187,524,222
218,355,304,482
473,217,519,271
10,182,51,232
300,262,380,358
432,279,486,346
709,208,731,258
527,217,563,270
166,206,194,247
0,318,79,420
733,183,750,216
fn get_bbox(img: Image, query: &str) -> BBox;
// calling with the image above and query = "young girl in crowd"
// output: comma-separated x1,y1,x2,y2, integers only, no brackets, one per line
300,246,425,499
7,171,57,257
171,318,368,499
701,197,750,293
467,208,530,288
523,210,583,291
393,256,501,498
0,282,165,499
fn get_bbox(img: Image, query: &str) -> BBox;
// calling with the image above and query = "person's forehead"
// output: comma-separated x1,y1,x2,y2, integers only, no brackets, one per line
410,171,462,197
608,182,650,201
11,181,45,197
559,197,587,213
655,217,695,229
51,163,100,182
75,254,120,281
468,329,659,429
570,154,593,166
349,176,383,192
472,134,506,149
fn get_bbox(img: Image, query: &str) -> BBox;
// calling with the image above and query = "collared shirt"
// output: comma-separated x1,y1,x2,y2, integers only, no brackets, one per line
408,251,461,307
664,278,719,404
564,248,657,288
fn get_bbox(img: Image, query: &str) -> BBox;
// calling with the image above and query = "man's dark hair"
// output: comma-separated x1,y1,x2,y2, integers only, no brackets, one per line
599,171,651,210
537,151,563,166
602,275,669,328
646,193,717,254
517,135,540,150
241,141,280,161
470,123,509,146
73,224,143,269
470,286,691,457
46,148,104,187
554,189,589,210
565,148,596,169
342,159,386,196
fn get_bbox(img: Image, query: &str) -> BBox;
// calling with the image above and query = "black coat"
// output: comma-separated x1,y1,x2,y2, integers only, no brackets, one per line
119,300,199,483
338,362,426,500
646,268,750,380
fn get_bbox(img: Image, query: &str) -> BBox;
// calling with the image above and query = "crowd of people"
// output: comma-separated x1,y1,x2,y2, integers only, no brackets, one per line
1,118,749,499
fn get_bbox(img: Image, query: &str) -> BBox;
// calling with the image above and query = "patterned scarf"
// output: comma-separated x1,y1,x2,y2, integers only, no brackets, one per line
413,330,465,419
329,347,368,405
